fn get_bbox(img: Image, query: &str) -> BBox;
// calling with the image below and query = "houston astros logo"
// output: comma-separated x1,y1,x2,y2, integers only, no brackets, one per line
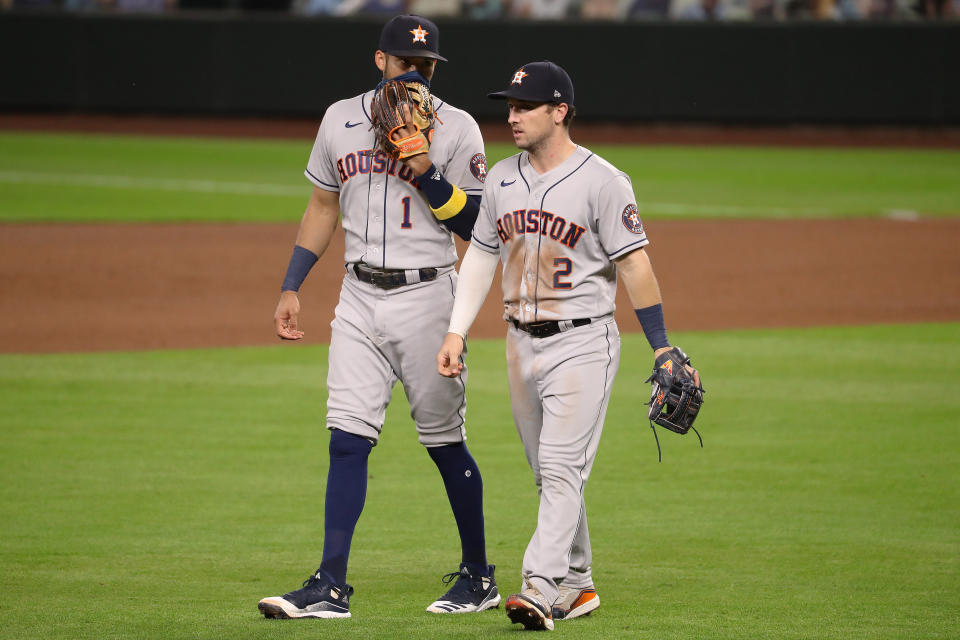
470,153,488,183
410,25,428,44
621,203,644,234
511,70,528,85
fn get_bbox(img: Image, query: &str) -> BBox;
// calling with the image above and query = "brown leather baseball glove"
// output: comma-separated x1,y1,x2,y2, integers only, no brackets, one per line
370,80,437,161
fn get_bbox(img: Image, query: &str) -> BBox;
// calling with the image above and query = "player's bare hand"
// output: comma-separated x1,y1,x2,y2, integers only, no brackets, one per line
437,332,465,378
275,291,304,340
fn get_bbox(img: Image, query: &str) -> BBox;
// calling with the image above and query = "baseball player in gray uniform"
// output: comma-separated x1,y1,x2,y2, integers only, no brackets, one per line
437,61,698,631
258,15,499,620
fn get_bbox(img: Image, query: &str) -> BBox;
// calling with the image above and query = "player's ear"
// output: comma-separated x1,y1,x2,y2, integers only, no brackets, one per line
375,50,387,74
553,103,568,125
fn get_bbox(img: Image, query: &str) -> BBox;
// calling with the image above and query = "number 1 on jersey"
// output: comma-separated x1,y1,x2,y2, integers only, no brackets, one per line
401,196,412,229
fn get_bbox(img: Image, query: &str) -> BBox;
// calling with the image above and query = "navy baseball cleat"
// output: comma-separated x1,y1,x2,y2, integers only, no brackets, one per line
258,568,353,619
426,563,501,614
505,584,554,631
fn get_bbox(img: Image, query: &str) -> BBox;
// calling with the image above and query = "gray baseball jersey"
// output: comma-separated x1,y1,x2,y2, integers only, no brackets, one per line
308,90,486,445
471,145,646,603
470,145,648,324
306,90,487,269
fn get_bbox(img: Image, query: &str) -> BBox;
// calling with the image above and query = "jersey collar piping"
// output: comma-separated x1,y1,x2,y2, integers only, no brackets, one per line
360,91,374,124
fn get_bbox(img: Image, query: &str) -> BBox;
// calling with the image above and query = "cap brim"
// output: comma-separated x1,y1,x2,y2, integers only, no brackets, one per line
487,87,559,103
384,49,448,62
487,87,538,101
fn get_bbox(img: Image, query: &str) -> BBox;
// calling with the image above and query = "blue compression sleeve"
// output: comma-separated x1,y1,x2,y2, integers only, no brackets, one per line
635,303,670,350
440,195,480,241
413,165,480,241
413,164,455,208
281,245,318,292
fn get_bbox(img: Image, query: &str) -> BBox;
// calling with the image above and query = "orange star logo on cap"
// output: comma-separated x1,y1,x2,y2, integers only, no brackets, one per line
511,70,528,85
410,25,428,44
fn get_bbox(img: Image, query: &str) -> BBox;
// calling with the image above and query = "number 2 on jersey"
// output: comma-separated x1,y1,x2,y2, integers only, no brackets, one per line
553,258,573,289
401,196,412,229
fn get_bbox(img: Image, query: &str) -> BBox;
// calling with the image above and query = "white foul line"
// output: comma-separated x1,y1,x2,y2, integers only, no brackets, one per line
638,202,833,217
0,170,307,197
0,170,923,218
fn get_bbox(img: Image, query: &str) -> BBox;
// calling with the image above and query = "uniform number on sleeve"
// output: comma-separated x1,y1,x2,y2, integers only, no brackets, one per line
401,196,412,229
552,258,573,289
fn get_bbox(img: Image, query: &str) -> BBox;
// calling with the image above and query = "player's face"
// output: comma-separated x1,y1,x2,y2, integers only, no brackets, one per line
507,99,560,152
377,52,437,82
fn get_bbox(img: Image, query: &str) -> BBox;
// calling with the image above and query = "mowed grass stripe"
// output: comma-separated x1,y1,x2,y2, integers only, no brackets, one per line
0,169,308,197
1,132,958,221
1,324,958,639
0,168,836,217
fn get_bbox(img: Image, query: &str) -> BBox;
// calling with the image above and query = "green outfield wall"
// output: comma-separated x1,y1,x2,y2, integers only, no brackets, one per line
1,13,958,124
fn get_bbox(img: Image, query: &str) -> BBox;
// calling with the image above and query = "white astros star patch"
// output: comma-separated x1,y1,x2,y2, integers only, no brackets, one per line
410,25,428,44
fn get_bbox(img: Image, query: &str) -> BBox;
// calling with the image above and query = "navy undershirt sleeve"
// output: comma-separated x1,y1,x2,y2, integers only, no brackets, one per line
439,195,481,241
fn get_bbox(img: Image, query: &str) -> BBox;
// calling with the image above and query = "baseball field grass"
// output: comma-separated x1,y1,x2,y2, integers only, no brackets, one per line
1,131,958,221
1,129,958,638
1,324,958,639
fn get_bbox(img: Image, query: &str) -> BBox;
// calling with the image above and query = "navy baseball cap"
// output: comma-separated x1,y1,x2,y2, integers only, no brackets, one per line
488,61,575,107
379,15,448,62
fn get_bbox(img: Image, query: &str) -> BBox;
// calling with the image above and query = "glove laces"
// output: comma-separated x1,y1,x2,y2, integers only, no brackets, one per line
647,420,703,462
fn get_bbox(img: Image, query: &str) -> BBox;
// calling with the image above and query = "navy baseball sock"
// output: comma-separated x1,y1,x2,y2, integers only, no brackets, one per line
427,442,489,577
319,429,373,586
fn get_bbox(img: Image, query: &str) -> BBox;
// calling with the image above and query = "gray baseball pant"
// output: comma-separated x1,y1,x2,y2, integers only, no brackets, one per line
506,318,621,605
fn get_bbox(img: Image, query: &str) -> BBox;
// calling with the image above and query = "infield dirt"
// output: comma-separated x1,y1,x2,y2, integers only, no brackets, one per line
2,218,959,354
2,114,959,353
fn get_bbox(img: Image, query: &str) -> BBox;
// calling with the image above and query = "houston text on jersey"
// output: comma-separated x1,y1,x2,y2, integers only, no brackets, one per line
495,209,586,249
336,149,421,188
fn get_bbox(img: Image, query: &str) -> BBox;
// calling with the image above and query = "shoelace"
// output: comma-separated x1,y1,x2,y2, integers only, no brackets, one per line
301,575,325,589
441,569,482,593
440,570,461,585
302,568,336,591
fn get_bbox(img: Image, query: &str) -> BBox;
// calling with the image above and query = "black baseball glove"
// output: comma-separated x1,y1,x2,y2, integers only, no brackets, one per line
370,79,437,161
645,346,704,460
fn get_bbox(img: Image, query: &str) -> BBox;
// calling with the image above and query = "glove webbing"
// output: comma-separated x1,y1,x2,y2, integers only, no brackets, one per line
668,381,697,424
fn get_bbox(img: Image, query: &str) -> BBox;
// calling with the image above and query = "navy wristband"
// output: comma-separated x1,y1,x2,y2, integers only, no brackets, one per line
413,163,455,209
635,303,670,350
281,245,318,292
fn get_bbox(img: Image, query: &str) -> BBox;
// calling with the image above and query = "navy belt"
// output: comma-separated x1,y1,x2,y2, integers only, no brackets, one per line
512,317,591,339
352,264,439,290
